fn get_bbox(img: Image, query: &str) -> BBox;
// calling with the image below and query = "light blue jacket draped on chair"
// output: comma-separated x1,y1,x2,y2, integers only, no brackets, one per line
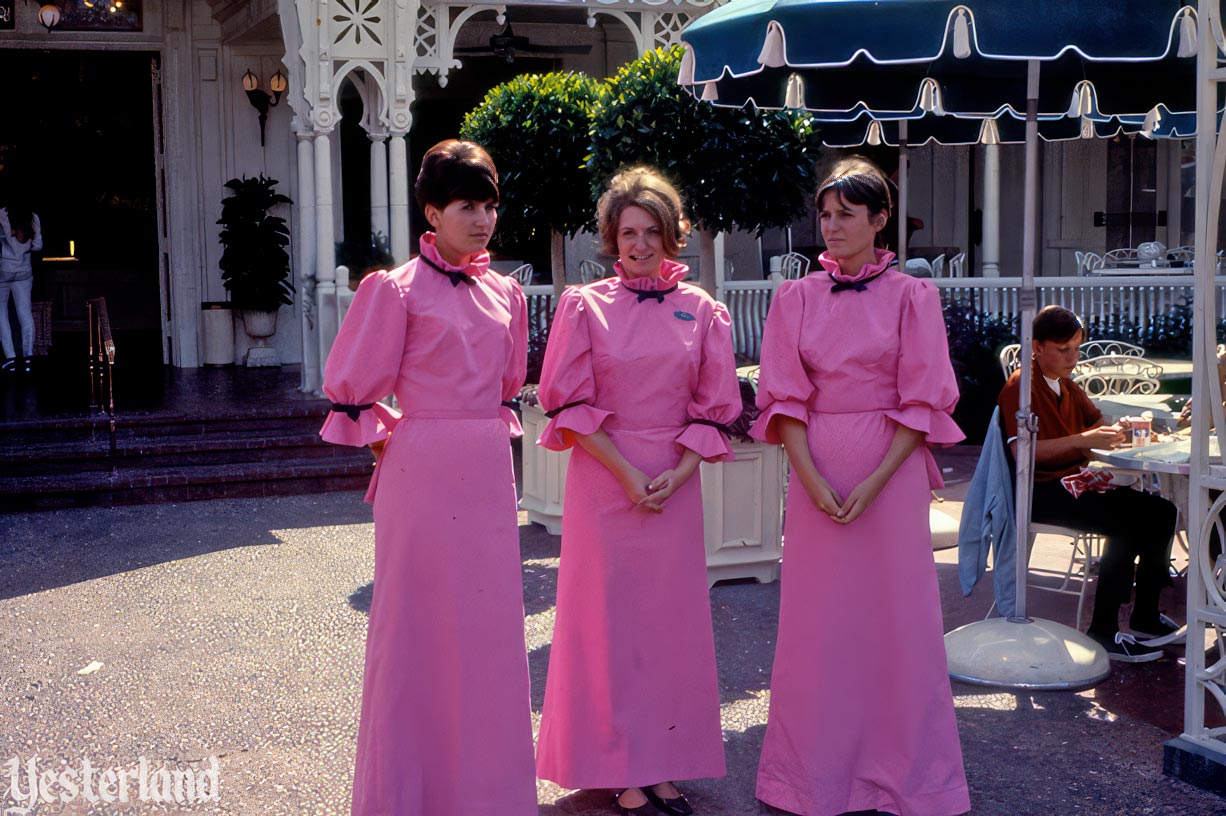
958,406,1019,616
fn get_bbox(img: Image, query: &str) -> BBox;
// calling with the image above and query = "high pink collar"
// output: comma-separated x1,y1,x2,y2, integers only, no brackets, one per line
418,232,490,277
614,258,689,291
818,248,896,283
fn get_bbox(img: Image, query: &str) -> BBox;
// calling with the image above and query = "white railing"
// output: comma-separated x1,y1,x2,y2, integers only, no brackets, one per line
525,275,1224,362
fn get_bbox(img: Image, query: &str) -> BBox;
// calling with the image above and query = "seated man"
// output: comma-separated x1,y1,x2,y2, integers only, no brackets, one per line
998,305,1178,662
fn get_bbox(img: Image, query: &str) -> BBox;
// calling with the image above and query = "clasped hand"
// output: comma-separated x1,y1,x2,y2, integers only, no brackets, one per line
618,466,692,513
803,472,887,525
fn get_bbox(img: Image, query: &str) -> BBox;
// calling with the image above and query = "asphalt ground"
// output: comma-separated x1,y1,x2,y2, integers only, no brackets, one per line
1,446,1224,815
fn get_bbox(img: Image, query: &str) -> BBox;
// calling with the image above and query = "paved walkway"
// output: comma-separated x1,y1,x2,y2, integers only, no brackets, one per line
0,446,1222,815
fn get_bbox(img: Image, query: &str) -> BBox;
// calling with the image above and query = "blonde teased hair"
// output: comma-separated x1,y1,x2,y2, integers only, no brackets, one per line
595,166,690,258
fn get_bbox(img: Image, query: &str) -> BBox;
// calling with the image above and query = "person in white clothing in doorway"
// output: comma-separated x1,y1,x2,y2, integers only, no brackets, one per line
0,189,42,374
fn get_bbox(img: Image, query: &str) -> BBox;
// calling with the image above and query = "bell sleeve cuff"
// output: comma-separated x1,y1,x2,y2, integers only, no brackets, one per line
500,403,524,439
676,421,735,463
749,399,810,445
885,403,965,446
319,401,402,447
537,403,614,452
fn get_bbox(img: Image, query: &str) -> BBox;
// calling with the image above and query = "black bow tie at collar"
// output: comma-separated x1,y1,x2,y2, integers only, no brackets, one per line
622,283,679,303
418,253,475,287
828,267,889,293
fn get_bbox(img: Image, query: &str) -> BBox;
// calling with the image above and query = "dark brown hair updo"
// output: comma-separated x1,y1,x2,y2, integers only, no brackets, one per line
414,139,499,211
817,157,894,247
1033,305,1085,344
595,166,690,258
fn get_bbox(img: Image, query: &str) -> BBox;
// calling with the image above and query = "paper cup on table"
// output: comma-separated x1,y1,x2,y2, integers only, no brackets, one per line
1131,416,1152,447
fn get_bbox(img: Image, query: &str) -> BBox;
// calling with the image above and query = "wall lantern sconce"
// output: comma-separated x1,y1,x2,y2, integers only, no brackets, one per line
38,3,61,30
242,69,287,147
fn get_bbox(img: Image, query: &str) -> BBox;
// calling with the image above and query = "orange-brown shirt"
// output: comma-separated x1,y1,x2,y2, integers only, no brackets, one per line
997,365,1102,482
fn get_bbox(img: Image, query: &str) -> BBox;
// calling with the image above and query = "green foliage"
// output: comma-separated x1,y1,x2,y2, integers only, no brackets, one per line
218,175,294,312
461,71,603,252
588,46,824,234
336,231,395,279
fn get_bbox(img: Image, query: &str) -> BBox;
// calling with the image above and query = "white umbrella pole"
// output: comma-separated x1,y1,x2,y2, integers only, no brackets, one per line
944,60,1109,690
1013,60,1040,621
898,121,909,266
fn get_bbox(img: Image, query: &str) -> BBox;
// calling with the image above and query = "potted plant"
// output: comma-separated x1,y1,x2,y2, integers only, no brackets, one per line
217,175,294,365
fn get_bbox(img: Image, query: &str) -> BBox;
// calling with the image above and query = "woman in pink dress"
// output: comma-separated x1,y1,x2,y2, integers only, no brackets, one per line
320,140,537,816
751,158,970,816
534,167,741,816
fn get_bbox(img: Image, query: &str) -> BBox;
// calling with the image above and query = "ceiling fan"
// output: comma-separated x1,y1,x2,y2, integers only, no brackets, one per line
454,21,592,63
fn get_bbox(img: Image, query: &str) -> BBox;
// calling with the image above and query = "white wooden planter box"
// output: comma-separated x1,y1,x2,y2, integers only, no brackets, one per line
519,402,570,535
519,403,785,585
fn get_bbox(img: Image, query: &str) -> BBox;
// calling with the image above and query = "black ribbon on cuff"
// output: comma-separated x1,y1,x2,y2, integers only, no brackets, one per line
331,402,376,421
418,253,476,287
689,418,732,437
828,269,888,293
544,400,589,419
622,283,679,303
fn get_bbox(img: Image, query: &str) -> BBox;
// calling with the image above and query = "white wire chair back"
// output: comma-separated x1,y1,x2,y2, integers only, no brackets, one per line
1078,339,1145,359
1168,246,1195,263
999,344,1022,379
1072,354,1164,397
1075,251,1105,276
1103,248,1138,266
947,251,967,278
779,251,810,280
508,263,533,286
577,259,606,284
929,254,947,277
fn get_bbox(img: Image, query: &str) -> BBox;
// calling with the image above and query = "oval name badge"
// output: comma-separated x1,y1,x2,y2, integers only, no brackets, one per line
674,310,696,321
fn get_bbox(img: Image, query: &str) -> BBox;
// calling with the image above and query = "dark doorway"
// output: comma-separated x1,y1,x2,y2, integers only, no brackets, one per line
0,49,163,418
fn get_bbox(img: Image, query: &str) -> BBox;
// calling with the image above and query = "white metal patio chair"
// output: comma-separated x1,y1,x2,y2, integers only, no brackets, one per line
1104,247,1138,266
508,263,533,286
1072,354,1164,397
779,251,810,280
577,259,606,284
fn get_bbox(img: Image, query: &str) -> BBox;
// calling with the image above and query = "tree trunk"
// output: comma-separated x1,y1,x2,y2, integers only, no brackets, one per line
551,230,566,303
698,228,718,296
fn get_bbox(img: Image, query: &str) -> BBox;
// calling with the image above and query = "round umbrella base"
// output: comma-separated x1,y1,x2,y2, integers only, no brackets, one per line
944,617,1110,691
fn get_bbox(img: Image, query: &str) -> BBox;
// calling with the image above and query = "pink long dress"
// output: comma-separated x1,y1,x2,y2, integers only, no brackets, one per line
534,260,741,790
750,249,970,816
320,233,538,816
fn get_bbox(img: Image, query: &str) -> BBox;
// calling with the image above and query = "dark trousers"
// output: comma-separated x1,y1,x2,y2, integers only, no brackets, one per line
1031,480,1177,635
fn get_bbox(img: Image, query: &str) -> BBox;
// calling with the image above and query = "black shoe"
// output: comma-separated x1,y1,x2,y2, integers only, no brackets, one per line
1090,631,1163,663
0,357,15,374
19,356,32,374
1130,612,1181,640
643,784,693,816
614,790,659,816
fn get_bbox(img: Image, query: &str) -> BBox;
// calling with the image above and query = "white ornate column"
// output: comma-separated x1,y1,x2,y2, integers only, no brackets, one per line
389,132,411,263
314,131,340,369
982,144,1002,277
297,132,321,393
370,133,390,240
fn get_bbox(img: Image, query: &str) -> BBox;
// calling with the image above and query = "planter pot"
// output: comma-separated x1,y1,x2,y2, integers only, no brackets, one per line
520,401,786,585
200,302,234,366
519,402,569,535
700,439,785,587
239,309,281,367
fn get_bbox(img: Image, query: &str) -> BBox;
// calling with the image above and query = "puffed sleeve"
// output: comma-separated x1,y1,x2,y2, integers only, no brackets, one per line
536,288,614,451
500,279,528,438
749,281,815,444
675,301,742,462
319,269,406,447
885,279,965,446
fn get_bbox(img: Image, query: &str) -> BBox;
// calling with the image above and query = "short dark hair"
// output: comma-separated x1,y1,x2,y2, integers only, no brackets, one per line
816,157,894,248
1033,305,1085,343
414,139,499,211
595,166,689,258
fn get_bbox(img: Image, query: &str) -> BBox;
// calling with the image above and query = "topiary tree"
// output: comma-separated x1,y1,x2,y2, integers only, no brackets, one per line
589,45,823,294
461,71,603,298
